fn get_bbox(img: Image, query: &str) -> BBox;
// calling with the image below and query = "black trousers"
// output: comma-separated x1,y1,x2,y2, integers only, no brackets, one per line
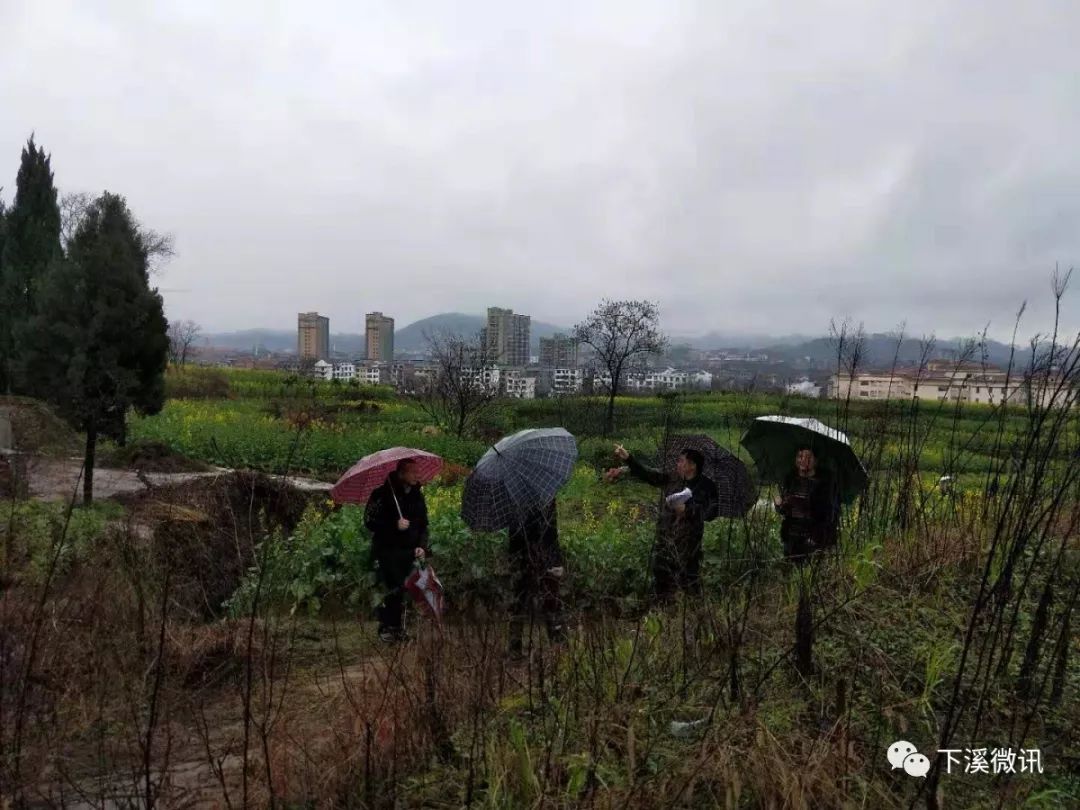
782,522,836,566
651,536,703,600
377,588,405,632
509,554,564,644
375,552,412,632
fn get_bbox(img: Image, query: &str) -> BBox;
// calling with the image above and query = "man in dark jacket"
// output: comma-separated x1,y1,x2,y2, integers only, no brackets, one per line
507,499,566,657
609,443,720,601
773,447,839,565
364,459,430,642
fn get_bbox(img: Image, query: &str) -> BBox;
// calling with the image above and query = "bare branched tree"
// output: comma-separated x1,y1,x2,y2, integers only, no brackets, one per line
413,331,500,438
59,191,92,250
573,299,667,437
61,190,175,272
167,320,202,367
827,317,867,429
140,227,175,274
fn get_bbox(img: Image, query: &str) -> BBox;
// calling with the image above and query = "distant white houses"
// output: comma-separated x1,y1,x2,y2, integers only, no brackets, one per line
689,370,714,389
332,362,355,381
550,368,584,396
701,350,769,363
305,361,404,386
590,367,713,393
456,367,538,399
460,366,502,393
304,359,726,400
829,361,1074,408
357,366,383,385
786,379,823,398
505,373,540,399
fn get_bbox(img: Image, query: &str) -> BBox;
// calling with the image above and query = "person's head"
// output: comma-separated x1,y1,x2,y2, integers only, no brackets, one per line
676,448,705,480
795,446,816,476
396,458,422,487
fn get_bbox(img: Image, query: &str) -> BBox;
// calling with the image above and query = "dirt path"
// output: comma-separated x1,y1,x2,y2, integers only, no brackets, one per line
26,457,333,501
33,641,393,808
17,456,405,807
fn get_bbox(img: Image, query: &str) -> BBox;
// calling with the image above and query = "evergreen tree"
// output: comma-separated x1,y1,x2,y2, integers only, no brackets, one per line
0,195,6,309
0,136,62,393
0,196,5,392
22,192,168,503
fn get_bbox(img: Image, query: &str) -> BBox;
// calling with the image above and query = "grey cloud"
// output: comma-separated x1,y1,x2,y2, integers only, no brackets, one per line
1,0,1077,342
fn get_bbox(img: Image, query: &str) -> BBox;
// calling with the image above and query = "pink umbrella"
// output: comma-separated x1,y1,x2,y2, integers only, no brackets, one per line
404,561,445,621
331,447,444,504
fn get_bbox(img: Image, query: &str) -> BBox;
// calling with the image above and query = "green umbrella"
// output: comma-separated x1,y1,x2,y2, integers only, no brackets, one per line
740,416,868,504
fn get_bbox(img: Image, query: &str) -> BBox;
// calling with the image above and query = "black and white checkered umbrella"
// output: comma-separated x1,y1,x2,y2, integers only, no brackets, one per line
461,428,579,532
661,434,757,518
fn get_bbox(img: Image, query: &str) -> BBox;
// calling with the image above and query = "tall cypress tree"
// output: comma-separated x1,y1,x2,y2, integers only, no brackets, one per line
0,136,62,393
0,195,7,300
22,192,168,503
0,197,6,393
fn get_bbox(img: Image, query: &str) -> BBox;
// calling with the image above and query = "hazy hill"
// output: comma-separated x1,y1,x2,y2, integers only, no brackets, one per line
203,319,1033,369
204,313,571,355
394,313,568,353
763,334,1031,369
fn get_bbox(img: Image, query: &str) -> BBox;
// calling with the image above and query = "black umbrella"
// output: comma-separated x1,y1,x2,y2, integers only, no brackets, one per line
461,428,579,532
661,434,756,517
740,416,868,504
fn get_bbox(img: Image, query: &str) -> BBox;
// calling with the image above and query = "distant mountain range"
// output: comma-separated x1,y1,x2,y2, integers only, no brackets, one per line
204,315,1033,369
756,334,1033,369
204,313,571,355
666,332,815,350
396,313,568,352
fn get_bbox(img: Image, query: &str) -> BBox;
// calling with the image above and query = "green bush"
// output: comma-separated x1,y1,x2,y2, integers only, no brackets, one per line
226,504,375,617
2,500,123,582
166,367,231,399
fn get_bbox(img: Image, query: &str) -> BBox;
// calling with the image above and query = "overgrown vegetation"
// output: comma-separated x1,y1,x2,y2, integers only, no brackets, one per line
3,296,1080,806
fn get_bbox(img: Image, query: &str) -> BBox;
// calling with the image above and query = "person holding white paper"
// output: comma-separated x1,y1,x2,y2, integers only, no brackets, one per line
606,444,719,601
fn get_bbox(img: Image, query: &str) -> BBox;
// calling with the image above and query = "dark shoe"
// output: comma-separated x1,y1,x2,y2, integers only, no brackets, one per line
379,627,410,644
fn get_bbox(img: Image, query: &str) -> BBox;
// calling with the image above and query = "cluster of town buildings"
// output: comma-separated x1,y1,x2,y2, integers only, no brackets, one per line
279,307,721,399
211,311,1071,406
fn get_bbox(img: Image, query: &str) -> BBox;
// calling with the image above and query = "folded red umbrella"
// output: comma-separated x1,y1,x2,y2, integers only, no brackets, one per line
404,561,445,620
331,447,443,504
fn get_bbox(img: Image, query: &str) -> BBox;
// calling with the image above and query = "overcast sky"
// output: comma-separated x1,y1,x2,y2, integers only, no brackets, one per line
2,1,1078,341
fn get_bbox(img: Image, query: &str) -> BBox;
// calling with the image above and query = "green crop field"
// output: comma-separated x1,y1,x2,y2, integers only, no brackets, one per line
132,367,1056,481
9,364,1078,808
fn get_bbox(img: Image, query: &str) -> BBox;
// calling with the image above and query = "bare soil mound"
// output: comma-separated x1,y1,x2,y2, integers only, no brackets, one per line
98,438,212,473
0,396,82,456
115,471,320,621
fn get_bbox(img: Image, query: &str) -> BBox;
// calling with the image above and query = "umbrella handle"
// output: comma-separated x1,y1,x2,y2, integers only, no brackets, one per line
390,481,404,520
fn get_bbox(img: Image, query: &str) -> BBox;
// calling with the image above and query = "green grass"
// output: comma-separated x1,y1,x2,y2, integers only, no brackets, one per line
1,499,125,582
9,367,1080,808
134,369,1068,484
